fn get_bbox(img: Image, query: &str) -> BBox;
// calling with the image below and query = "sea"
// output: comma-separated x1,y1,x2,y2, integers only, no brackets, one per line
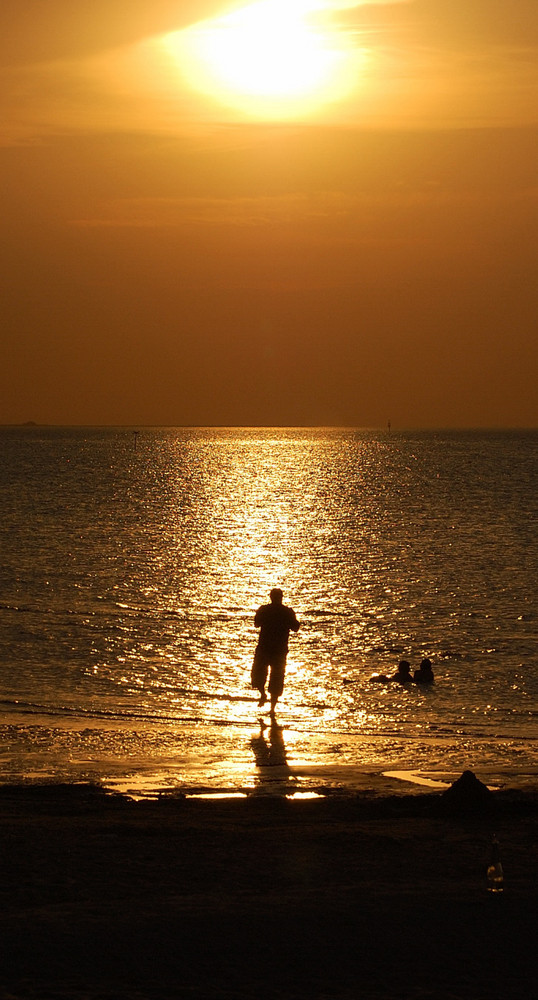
0,426,536,798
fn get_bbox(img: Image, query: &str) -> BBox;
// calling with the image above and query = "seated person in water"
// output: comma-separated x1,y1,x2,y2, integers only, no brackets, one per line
391,660,413,683
369,660,412,683
414,658,434,683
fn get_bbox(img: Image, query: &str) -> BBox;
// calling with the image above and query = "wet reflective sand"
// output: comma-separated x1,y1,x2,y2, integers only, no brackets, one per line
2,712,536,800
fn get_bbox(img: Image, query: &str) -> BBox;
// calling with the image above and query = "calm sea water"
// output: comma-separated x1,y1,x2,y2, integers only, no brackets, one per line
0,426,536,794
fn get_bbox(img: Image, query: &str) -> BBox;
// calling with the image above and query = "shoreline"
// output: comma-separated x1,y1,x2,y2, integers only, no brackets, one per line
2,761,538,802
63,763,538,800
3,710,538,801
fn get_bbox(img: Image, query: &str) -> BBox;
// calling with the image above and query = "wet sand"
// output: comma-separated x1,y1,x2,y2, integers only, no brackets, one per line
1,777,538,999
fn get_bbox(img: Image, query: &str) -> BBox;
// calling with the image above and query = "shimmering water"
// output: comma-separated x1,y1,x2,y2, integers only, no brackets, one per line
0,426,536,794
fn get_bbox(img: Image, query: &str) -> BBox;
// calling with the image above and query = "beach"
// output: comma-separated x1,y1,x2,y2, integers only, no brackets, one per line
1,776,538,1000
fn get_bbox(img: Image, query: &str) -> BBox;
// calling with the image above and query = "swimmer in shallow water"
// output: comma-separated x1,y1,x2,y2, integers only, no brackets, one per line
391,660,413,683
414,658,434,683
369,660,413,684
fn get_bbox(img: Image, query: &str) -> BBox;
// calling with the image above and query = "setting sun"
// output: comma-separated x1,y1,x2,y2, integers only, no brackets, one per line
163,0,359,119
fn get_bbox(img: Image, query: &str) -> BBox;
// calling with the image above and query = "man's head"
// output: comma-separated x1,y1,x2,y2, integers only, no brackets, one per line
270,588,283,604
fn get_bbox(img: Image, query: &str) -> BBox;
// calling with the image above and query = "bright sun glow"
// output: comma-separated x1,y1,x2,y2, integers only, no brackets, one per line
163,0,360,120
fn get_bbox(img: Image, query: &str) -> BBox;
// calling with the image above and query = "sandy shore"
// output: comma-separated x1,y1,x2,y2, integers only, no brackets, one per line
1,777,538,1000
3,709,538,799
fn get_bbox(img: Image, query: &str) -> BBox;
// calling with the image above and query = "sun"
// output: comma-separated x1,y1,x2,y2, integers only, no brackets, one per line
163,1,359,119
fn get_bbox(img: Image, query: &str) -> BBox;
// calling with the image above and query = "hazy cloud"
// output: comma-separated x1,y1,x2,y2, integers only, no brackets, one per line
0,1,245,67
342,0,538,46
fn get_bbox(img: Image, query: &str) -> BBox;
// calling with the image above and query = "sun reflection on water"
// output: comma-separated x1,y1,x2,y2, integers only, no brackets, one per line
2,427,536,793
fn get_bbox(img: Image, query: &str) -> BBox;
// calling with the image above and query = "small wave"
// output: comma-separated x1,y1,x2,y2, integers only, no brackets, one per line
116,603,186,619
0,688,256,725
173,687,256,705
0,602,121,621
0,698,170,724
0,697,75,714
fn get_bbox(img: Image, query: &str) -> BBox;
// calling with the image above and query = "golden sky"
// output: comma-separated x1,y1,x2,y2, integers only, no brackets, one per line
1,0,537,427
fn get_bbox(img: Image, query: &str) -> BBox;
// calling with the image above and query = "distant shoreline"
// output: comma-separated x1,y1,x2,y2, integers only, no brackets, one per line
1,423,537,431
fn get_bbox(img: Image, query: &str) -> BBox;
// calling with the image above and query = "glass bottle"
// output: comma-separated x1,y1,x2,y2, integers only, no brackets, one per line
487,835,504,893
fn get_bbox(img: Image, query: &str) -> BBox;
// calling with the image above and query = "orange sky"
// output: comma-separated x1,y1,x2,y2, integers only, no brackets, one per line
1,0,537,427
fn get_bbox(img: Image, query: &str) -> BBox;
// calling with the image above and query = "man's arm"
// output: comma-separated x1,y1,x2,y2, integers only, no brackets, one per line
288,609,300,632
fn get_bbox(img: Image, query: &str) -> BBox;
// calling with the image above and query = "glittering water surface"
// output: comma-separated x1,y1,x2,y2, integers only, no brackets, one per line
0,426,536,792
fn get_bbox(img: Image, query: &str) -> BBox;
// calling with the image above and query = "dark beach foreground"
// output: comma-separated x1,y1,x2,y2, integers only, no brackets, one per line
1,779,538,1000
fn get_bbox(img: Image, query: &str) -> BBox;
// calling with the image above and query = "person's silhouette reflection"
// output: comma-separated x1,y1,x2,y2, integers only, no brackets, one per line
250,718,294,792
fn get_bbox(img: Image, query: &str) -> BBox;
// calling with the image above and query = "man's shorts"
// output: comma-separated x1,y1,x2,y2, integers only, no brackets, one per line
251,647,287,697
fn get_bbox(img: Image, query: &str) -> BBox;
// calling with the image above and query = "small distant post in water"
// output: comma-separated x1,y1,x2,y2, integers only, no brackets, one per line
133,430,139,451
387,419,391,434
486,835,504,893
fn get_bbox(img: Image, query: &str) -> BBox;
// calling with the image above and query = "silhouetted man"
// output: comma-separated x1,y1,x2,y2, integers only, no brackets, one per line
251,588,299,714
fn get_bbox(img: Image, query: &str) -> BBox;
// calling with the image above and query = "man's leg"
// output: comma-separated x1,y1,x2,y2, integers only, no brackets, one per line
268,657,286,716
251,649,269,707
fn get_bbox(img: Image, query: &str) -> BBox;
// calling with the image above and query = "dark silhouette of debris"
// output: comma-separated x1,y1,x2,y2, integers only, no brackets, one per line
437,769,493,814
